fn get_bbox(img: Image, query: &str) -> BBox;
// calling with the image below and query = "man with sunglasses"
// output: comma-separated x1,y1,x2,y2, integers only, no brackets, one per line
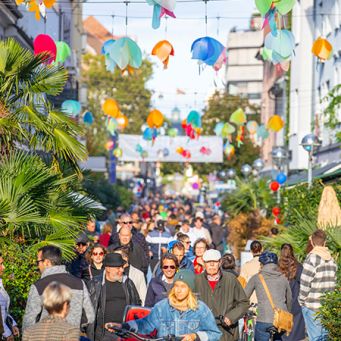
67,233,90,278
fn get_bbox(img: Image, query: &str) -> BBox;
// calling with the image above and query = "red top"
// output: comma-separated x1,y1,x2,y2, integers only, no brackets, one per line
99,233,111,247
208,280,218,291
193,257,204,275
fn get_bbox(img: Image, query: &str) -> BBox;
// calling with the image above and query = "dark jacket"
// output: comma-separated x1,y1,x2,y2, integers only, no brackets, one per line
108,241,149,275
195,271,249,341
283,264,305,341
67,252,89,279
210,223,226,253
81,263,104,283
145,276,170,307
87,273,141,341
109,230,150,261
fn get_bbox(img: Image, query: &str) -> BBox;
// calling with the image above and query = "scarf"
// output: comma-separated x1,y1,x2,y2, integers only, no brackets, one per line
207,273,221,282
310,246,333,261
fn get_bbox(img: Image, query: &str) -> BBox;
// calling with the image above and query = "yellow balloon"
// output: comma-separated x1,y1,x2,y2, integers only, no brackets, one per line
147,109,164,128
102,99,120,118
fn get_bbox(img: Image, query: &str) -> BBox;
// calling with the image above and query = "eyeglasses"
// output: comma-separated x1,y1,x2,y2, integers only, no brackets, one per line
122,221,133,225
92,252,104,256
162,265,176,270
185,241,191,244
36,259,44,266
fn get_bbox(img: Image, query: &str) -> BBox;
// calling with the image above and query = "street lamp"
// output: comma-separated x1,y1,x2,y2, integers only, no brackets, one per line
241,164,252,178
227,168,236,179
271,146,289,169
301,133,322,188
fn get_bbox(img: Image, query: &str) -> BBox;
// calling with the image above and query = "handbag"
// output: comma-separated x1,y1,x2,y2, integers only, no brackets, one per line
258,274,293,335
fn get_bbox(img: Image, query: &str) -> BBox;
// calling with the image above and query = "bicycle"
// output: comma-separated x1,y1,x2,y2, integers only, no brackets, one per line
240,304,257,341
106,325,184,341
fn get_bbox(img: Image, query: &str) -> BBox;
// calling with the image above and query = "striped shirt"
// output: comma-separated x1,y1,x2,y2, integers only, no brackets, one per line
299,253,337,311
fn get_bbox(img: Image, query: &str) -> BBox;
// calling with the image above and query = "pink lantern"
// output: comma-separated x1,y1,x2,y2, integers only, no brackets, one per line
33,34,57,64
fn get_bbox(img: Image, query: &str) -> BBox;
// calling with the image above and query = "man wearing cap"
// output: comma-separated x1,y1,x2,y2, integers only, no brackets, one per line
195,250,249,341
188,213,212,246
67,233,90,278
88,253,141,341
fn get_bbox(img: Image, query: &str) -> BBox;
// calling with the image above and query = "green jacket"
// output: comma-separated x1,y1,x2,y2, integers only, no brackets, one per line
195,271,249,341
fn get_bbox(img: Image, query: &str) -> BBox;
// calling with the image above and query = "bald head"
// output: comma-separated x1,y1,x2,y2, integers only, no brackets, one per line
119,226,132,246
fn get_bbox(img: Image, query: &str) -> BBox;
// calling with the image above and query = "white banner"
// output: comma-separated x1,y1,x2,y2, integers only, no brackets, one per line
118,135,223,163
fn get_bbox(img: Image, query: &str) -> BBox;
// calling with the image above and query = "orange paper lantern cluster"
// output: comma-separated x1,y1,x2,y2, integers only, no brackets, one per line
102,99,120,118
312,37,333,62
147,109,164,128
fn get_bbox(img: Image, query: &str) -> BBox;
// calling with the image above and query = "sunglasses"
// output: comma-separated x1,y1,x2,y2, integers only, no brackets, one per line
36,259,44,266
162,265,176,270
76,242,87,247
185,241,191,244
92,252,104,256
122,221,133,225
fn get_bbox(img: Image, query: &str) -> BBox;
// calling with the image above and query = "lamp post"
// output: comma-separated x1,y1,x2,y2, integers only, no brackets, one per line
301,134,321,188
271,146,289,170
241,164,252,178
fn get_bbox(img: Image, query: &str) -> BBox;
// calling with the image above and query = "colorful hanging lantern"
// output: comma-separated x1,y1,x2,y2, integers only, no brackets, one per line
276,172,287,184
224,143,235,160
200,146,211,155
191,36,226,71
113,147,123,158
221,123,235,141
270,181,280,192
102,99,120,118
272,207,281,217
105,140,115,151
147,109,164,128
257,124,270,139
33,34,57,64
246,121,259,135
230,108,246,126
186,110,201,128
83,111,94,125
146,0,176,29
151,40,174,69
267,115,284,132
16,0,56,20
167,128,178,137
106,118,118,135
312,37,333,62
55,41,71,64
61,100,81,117
102,37,142,74
117,114,129,130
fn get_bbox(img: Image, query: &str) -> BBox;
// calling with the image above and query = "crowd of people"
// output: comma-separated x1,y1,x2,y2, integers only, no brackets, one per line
0,197,338,341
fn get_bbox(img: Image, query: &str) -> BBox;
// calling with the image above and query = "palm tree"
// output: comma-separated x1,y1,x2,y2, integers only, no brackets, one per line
0,38,87,171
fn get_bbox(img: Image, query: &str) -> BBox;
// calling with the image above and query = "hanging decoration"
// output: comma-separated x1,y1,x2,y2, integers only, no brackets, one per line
176,147,191,159
117,114,129,130
191,37,227,71
272,207,281,217
276,172,287,184
223,143,235,160
312,37,333,62
167,128,178,138
16,0,56,20
230,108,246,147
136,144,149,159
106,119,118,135
221,123,235,141
246,120,259,142
146,0,176,29
267,114,284,132
101,38,142,74
102,99,120,118
147,109,164,128
199,146,211,155
105,140,115,151
61,100,81,117
113,147,123,158
182,110,202,140
257,124,270,140
83,111,94,126
55,41,71,64
33,34,57,64
270,181,280,192
152,40,175,69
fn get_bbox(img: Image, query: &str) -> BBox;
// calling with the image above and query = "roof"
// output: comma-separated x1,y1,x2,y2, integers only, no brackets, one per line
83,16,120,54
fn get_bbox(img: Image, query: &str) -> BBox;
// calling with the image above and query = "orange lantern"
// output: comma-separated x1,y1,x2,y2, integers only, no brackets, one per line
267,115,284,132
312,37,333,62
147,109,164,128
151,40,175,69
117,114,129,130
102,99,120,118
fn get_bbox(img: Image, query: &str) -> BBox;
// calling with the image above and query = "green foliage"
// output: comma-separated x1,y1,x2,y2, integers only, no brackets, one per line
2,246,39,323
82,173,134,211
282,180,341,226
319,282,341,340
322,84,341,143
0,38,87,171
222,178,275,217
82,54,153,155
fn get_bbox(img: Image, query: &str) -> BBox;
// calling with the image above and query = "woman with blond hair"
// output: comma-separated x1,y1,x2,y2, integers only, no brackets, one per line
22,282,79,341
106,269,222,340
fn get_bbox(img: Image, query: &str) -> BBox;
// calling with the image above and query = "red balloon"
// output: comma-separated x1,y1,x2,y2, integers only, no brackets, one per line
272,207,281,217
270,181,280,192
34,34,57,64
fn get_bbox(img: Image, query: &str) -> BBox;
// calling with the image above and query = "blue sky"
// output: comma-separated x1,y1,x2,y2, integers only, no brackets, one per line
83,0,255,119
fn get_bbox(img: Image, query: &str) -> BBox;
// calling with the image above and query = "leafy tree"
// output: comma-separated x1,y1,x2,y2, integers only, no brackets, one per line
322,84,341,143
82,54,153,155
0,39,87,172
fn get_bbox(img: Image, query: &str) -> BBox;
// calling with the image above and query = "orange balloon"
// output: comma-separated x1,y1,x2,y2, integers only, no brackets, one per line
117,114,129,129
312,37,333,61
151,40,175,69
102,99,120,118
147,109,164,128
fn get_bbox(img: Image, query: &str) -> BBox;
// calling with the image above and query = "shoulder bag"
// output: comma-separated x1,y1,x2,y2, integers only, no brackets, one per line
258,274,293,335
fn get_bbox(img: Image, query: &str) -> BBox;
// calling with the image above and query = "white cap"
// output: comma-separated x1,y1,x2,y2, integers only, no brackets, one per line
203,249,221,262
195,211,204,219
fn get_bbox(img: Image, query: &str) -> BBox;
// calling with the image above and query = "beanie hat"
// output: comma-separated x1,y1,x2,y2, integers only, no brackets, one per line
174,269,195,291
259,251,278,265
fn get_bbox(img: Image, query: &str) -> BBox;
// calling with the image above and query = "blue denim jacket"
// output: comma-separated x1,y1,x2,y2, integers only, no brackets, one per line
128,298,222,341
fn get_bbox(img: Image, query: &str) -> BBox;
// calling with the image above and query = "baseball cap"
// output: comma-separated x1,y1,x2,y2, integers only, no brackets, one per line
203,249,221,262
75,233,89,244
195,212,204,220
